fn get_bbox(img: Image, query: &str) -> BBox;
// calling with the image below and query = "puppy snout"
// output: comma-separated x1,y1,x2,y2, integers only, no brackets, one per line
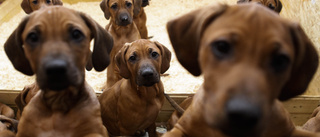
226,98,261,130
45,60,67,76
43,59,69,91
118,13,131,26
137,66,159,87
141,68,154,79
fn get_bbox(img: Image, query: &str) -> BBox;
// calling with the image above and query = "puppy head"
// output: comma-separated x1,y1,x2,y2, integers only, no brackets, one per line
100,0,141,26
116,39,171,87
21,0,63,14
167,3,318,136
237,0,282,13
0,116,19,133
4,6,113,91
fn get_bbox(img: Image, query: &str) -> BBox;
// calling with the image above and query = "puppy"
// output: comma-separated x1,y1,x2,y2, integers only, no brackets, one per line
4,6,113,137
237,0,282,13
99,39,171,137
21,0,63,14
100,0,141,89
163,3,319,137
302,106,320,132
0,103,18,136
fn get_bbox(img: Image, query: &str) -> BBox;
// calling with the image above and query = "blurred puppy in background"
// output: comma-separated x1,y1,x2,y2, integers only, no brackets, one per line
21,0,63,14
237,0,282,13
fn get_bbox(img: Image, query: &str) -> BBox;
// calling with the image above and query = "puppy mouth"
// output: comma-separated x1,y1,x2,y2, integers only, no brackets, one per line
116,14,133,26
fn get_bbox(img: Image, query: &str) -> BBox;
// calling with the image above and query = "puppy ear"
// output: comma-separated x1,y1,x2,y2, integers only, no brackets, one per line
4,16,34,75
52,0,63,5
15,86,30,114
21,0,33,14
79,12,114,72
85,52,93,71
278,23,319,101
275,0,282,13
100,0,111,20
154,41,171,74
133,0,142,16
166,4,227,76
116,43,131,79
141,0,149,7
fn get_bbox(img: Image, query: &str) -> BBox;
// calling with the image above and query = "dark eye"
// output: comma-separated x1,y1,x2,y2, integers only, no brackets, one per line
151,51,159,58
268,4,275,10
271,54,290,72
46,0,51,4
70,29,84,42
26,32,40,44
126,2,132,8
211,40,233,59
128,55,136,62
111,4,118,10
32,0,38,4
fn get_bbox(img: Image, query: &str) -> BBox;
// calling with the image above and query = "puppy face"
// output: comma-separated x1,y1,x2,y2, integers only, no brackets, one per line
167,3,318,136
116,40,171,87
21,0,63,14
109,0,134,26
237,0,282,13
4,6,113,91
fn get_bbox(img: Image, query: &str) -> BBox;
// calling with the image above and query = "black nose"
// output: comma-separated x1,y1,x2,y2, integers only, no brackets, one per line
120,15,129,22
45,59,67,76
141,67,154,79
226,98,261,130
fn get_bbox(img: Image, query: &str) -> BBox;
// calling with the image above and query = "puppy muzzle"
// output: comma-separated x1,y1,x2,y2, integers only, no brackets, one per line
136,66,159,87
117,13,132,26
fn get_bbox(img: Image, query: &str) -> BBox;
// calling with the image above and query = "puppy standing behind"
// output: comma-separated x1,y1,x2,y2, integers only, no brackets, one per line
21,0,63,14
100,0,141,89
99,39,171,137
237,0,282,13
163,3,319,137
4,6,113,137
133,0,150,39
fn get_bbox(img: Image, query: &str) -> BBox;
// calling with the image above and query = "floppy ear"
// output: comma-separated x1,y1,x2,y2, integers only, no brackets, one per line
52,0,63,5
4,16,33,75
116,44,131,79
15,86,30,114
79,12,114,72
141,0,149,7
237,0,250,4
100,0,111,20
21,0,32,14
278,23,319,101
275,0,282,13
166,4,227,76
154,41,171,74
133,0,142,16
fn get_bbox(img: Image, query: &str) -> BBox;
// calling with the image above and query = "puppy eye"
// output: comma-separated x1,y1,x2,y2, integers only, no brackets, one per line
268,4,275,10
128,55,137,62
46,0,51,4
126,2,132,8
211,40,233,59
32,0,38,4
26,32,40,44
70,29,84,42
271,54,290,72
151,51,159,59
111,4,118,10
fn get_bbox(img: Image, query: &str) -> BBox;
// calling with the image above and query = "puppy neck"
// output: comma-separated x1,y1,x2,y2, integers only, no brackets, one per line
40,83,89,113
127,78,162,99
109,20,139,37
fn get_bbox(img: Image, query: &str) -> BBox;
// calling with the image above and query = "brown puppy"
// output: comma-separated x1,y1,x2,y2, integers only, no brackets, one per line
4,6,113,137
21,0,63,14
100,0,141,89
237,0,282,13
166,96,192,131
15,82,39,120
302,106,320,132
133,0,150,39
99,39,171,137
163,3,319,137
0,103,18,136
0,103,14,119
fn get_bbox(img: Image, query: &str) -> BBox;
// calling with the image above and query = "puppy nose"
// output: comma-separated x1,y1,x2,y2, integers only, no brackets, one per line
226,98,261,130
141,67,154,78
120,15,129,22
45,59,67,76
